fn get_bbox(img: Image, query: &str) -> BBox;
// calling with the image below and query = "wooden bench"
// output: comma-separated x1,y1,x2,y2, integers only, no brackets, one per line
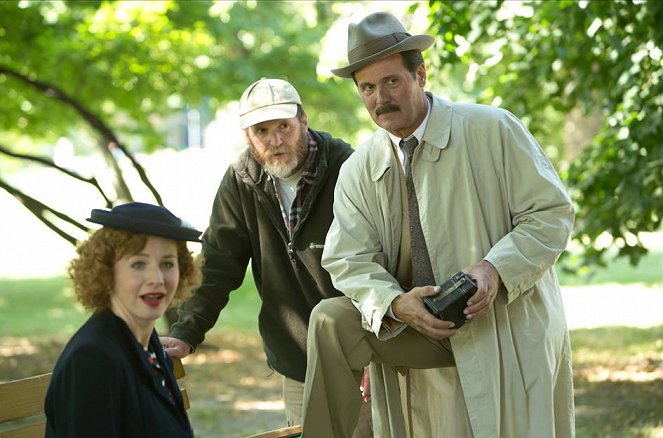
0,357,301,438
171,355,190,410
0,372,51,438
0,356,189,438
246,425,302,437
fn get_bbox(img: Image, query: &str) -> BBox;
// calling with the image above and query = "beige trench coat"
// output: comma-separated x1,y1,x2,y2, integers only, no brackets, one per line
322,94,575,437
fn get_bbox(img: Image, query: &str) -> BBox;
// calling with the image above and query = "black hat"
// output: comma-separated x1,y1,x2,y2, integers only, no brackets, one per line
87,202,202,242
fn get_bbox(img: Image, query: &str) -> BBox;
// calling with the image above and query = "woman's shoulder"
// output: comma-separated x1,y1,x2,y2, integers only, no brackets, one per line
54,311,128,369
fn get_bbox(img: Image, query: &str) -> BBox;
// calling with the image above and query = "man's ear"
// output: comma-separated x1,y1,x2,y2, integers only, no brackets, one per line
300,111,309,129
242,129,252,145
417,63,427,87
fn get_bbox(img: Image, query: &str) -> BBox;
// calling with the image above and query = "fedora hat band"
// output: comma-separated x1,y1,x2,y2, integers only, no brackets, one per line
348,32,411,64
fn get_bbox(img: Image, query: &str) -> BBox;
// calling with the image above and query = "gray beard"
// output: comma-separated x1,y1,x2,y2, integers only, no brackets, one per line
250,127,308,179
262,154,301,178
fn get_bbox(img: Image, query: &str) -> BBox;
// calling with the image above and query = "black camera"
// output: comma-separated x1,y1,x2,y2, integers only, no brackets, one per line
422,272,477,328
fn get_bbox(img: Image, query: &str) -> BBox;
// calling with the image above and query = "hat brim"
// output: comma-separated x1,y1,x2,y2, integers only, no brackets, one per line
239,103,299,129
88,210,202,242
331,34,434,78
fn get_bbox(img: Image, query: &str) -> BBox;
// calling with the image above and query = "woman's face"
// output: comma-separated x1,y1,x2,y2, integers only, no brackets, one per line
110,236,179,337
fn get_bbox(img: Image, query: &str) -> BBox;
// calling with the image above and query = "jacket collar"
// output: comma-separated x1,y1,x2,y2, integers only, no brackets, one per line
369,93,453,182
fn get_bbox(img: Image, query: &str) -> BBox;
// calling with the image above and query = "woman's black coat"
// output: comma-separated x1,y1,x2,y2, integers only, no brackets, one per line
45,309,193,437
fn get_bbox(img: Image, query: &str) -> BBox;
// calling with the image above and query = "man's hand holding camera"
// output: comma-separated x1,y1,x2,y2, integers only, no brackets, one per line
392,286,459,341
392,260,500,340
463,260,501,320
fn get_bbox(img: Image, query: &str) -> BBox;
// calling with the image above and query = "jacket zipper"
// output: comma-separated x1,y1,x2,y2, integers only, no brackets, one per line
287,241,298,268
254,189,300,269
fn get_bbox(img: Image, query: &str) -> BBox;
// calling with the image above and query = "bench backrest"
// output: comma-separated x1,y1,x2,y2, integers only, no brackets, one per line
0,358,302,438
0,372,51,438
171,356,189,409
246,425,302,438
0,356,189,438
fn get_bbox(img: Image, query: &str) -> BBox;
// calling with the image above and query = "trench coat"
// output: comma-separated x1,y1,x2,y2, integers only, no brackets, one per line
321,94,575,437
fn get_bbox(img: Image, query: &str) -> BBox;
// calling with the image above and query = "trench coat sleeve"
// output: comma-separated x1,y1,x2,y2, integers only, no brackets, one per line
46,345,125,437
322,146,406,339
482,110,574,303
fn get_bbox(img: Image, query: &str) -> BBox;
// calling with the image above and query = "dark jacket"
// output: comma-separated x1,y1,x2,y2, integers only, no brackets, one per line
170,129,353,382
45,310,193,438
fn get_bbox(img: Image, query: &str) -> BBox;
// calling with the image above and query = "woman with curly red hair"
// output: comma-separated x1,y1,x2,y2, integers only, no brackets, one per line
45,202,202,438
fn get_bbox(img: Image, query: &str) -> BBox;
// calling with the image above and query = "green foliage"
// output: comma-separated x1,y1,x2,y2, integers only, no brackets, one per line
0,0,361,152
426,0,663,269
4,0,661,273
0,0,364,247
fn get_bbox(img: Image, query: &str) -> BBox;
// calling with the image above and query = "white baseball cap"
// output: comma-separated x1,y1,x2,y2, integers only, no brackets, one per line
238,78,302,129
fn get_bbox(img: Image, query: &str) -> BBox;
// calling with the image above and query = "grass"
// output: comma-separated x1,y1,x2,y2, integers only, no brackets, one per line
572,325,663,365
1,251,662,437
2,250,659,339
572,325,663,438
0,273,262,339
0,277,87,339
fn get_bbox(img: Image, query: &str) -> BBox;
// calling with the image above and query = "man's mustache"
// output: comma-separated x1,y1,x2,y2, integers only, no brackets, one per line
375,104,400,117
268,146,288,156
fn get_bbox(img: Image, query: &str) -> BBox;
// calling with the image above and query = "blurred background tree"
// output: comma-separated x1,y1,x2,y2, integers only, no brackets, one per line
425,0,662,272
1,0,661,274
0,0,362,242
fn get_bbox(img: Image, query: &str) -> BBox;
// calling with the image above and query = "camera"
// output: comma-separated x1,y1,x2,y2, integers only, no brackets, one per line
422,272,477,328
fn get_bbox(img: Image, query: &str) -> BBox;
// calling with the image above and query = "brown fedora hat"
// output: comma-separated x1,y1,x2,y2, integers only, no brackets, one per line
331,12,434,78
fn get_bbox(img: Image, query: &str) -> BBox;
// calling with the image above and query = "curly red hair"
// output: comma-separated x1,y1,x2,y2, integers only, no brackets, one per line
68,227,202,312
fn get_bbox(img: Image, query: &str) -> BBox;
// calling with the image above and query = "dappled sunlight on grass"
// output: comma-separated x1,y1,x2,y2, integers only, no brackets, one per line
0,337,65,380
572,325,663,437
185,348,245,365
1,324,662,436
233,399,284,412
179,331,286,436
645,426,663,438
580,364,663,383
572,326,663,384
0,337,37,357
1,261,662,436
574,378,663,438
575,347,663,383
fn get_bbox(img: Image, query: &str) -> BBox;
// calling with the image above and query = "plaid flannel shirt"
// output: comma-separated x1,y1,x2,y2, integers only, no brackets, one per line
272,131,319,238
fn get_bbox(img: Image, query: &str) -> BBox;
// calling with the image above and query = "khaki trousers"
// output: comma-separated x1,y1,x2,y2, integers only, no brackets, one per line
283,375,373,437
301,297,457,438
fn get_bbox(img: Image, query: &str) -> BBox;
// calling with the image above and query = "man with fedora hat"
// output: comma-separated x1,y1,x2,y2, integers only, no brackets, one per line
301,12,575,438
160,78,372,435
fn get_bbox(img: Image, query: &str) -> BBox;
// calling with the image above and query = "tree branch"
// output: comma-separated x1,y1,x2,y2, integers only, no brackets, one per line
0,143,113,207
0,64,163,205
0,178,90,246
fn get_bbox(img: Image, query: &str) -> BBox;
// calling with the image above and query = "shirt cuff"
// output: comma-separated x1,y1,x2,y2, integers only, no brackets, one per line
385,302,403,323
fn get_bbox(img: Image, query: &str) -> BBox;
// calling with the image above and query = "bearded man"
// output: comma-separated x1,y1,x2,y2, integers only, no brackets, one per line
161,78,371,436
